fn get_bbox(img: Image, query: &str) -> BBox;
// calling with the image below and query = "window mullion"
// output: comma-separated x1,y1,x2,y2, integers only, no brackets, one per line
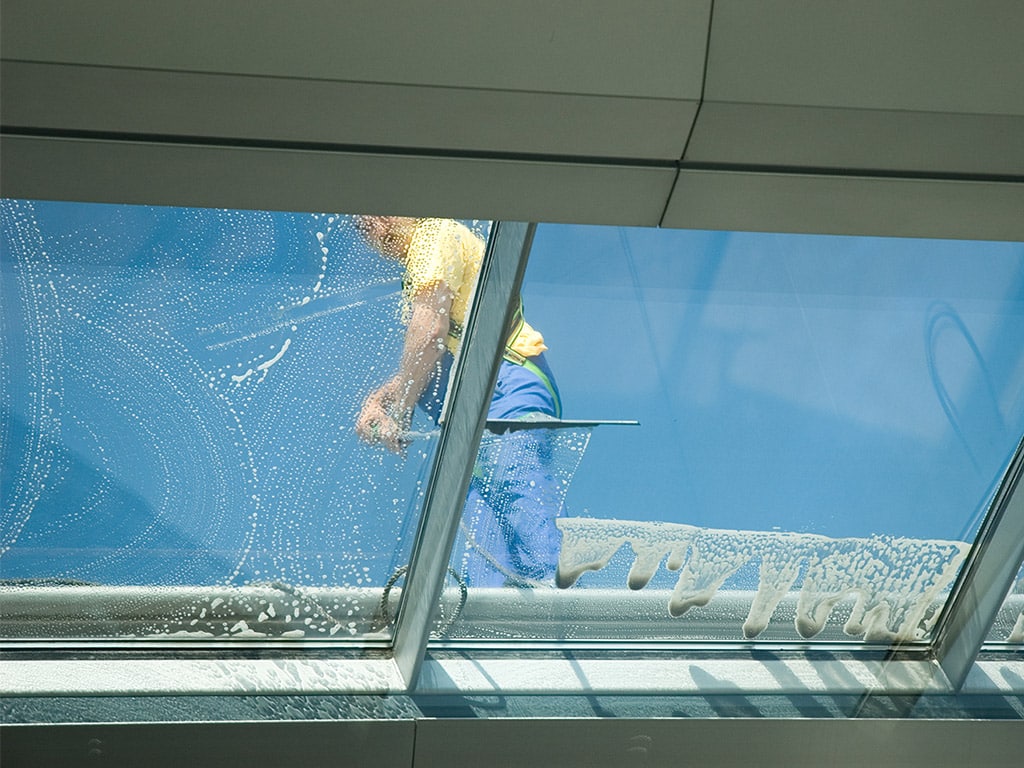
390,221,535,688
932,433,1024,689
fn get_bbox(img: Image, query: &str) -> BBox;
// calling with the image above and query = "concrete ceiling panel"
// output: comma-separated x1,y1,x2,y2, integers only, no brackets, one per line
663,169,1024,241
1,0,712,100
0,135,678,226
685,102,1024,176
1,62,696,161
705,0,1024,115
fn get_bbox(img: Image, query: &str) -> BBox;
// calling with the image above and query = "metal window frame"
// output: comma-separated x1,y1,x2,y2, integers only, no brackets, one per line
932,435,1024,688
3,217,1023,705
390,221,535,686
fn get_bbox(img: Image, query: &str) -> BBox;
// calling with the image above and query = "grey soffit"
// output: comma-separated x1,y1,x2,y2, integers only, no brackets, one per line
0,62,699,162
0,0,708,200
2,719,1021,768
2,0,1023,237
0,1,711,99
684,103,1024,178
663,170,1024,241
412,719,1024,768
691,0,1024,196
0,135,678,227
704,0,1024,116
4,2,1020,164
0,721,416,768
3,133,1021,239
2,719,1023,768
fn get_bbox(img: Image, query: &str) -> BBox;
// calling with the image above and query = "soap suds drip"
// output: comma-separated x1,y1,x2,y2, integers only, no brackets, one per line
557,518,968,642
1009,612,1024,644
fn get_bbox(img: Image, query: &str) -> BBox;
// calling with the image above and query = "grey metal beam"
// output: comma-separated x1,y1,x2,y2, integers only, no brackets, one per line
662,170,1024,241
933,434,1024,689
5,718,1023,768
390,221,534,687
1,721,415,768
414,718,1024,768
0,135,676,227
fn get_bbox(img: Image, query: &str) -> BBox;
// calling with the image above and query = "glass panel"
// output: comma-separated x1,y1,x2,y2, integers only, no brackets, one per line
0,200,491,641
443,224,1024,645
987,564,1024,645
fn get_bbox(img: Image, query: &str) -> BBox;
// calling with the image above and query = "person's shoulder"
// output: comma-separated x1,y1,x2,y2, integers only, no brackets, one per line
408,218,451,249
411,218,483,253
415,218,468,238
421,217,484,234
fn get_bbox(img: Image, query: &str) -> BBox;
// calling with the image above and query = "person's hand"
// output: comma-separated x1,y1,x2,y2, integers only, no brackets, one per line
356,390,410,454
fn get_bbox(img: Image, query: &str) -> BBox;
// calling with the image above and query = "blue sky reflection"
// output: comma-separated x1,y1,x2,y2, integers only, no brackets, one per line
525,225,1024,543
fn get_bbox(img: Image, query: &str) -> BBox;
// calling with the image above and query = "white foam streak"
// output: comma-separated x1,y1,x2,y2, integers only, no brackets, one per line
257,337,290,373
231,338,291,385
557,518,968,642
1010,612,1024,644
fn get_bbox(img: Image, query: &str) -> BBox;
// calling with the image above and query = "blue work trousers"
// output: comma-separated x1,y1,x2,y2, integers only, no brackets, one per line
421,353,564,586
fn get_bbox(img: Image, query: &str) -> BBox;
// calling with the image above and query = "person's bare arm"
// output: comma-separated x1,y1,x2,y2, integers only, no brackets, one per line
356,282,454,452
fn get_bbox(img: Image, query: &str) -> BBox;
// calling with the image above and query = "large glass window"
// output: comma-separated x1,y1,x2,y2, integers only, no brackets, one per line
5,203,1022,667
0,199,491,641
444,224,1024,645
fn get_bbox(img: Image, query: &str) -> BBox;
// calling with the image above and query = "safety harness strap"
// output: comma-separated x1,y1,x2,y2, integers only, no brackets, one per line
451,296,558,416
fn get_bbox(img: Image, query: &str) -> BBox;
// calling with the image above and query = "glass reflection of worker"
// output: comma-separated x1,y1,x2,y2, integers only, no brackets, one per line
354,216,564,586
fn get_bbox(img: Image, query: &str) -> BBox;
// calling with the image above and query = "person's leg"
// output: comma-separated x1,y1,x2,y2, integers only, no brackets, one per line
423,353,567,586
453,475,516,587
477,428,565,583
468,356,565,584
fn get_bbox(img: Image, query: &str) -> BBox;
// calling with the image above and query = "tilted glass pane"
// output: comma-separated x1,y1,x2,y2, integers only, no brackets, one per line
440,224,1024,645
0,200,491,641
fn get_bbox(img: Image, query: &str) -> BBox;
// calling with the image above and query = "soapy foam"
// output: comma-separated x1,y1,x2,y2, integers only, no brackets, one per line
557,517,968,641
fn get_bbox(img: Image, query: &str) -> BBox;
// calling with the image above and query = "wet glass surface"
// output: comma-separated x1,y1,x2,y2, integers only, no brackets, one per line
443,224,1024,643
0,200,490,640
5,207,1022,646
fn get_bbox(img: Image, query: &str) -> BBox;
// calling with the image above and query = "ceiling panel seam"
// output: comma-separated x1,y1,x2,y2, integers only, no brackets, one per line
659,0,716,227
697,98,1024,120
7,125,1021,185
0,126,681,170
0,57,706,102
675,161,1024,186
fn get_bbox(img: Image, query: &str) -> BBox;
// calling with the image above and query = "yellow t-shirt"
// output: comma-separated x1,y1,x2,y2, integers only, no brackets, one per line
403,218,547,358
